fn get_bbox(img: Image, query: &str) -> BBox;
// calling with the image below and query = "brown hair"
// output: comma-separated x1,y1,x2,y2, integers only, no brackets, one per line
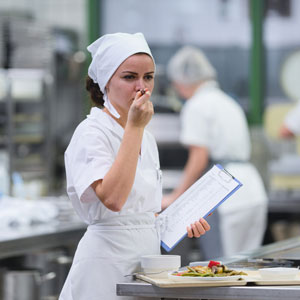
85,76,104,107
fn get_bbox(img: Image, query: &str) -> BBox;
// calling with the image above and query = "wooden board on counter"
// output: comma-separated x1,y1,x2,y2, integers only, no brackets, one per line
136,274,247,288
136,270,300,288
245,270,300,286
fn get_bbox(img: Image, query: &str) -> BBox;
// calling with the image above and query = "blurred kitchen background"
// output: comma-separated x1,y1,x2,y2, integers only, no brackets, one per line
1,0,300,299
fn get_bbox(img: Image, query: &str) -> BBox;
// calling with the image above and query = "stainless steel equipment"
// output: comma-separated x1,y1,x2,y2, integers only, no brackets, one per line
3,269,55,300
23,250,72,298
0,219,86,299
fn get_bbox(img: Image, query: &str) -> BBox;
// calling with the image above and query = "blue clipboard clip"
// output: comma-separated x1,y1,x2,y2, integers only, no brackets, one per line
219,166,235,179
216,164,242,186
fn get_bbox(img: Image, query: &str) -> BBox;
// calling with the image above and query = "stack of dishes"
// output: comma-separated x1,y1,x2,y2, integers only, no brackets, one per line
141,255,181,278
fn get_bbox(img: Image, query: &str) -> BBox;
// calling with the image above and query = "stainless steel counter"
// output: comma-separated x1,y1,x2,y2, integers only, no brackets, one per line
117,281,300,300
0,220,86,259
117,236,300,299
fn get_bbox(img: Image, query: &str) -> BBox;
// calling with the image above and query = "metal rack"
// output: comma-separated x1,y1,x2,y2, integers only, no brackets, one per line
0,68,55,196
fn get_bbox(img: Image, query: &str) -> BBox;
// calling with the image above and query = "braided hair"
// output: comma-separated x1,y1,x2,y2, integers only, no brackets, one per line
85,76,104,108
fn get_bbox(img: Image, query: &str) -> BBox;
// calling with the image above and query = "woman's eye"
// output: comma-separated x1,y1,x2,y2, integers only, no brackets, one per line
145,74,154,81
123,75,135,80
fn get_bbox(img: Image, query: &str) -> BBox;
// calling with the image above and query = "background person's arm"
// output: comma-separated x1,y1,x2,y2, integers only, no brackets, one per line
279,123,295,138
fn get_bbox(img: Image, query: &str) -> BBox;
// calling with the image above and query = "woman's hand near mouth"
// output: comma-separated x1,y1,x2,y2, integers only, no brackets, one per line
127,88,153,128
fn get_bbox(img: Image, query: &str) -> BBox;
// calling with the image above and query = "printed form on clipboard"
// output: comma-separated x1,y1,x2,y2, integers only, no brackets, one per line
158,164,242,252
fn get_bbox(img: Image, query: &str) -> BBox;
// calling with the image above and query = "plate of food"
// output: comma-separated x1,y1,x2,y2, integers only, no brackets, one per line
168,260,248,282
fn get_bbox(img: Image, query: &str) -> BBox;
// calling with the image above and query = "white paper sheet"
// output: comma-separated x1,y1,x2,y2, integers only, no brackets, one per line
159,165,242,252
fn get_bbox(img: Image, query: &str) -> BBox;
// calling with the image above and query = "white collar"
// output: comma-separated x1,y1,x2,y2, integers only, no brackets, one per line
195,80,219,95
87,107,124,138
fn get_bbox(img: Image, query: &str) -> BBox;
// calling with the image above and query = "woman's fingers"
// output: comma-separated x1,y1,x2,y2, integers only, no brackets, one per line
186,226,194,238
132,88,153,113
128,89,153,128
136,89,153,113
199,218,211,231
134,88,151,103
187,218,210,238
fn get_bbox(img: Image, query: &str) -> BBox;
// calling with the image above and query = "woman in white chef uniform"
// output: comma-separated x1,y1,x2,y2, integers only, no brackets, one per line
59,34,210,300
165,46,268,258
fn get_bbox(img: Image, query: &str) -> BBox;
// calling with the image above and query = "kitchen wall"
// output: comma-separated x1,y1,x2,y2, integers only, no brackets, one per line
0,0,87,48
2,0,300,103
103,0,250,47
1,0,300,195
102,0,300,103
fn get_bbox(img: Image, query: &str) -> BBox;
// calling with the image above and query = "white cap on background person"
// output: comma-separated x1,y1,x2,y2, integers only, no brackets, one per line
167,46,216,85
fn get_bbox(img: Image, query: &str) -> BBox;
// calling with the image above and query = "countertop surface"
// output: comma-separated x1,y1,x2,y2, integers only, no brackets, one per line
117,236,300,299
117,280,300,300
0,219,86,259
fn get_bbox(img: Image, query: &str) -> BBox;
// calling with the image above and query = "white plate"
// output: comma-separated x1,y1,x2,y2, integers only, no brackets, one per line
189,261,212,267
168,272,244,282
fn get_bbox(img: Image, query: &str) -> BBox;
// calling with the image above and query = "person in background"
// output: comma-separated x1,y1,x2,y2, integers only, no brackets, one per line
279,100,300,138
59,33,210,300
165,46,268,259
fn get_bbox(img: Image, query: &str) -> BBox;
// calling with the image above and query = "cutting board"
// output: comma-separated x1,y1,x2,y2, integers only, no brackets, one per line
136,274,247,288
136,270,300,288
244,270,300,286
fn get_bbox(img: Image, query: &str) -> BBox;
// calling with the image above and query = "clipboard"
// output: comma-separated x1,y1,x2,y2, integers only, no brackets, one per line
159,164,242,252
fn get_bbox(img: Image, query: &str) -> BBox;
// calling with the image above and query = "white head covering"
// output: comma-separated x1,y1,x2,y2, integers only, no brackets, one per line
167,46,216,85
87,32,155,118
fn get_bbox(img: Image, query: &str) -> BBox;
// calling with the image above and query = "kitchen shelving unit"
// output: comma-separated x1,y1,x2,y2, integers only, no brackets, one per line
0,68,55,196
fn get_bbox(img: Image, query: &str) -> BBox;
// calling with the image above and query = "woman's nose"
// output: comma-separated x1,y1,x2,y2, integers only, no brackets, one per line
136,79,146,91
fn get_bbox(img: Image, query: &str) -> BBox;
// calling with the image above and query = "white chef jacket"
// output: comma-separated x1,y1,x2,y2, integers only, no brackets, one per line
180,81,268,257
180,81,251,161
285,100,300,135
60,107,162,300
64,107,162,224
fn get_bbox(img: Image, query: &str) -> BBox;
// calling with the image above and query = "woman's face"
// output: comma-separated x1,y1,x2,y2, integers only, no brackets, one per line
106,53,155,117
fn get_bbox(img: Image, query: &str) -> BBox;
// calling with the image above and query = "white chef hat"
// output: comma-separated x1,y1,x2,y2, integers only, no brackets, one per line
87,32,155,118
167,46,216,85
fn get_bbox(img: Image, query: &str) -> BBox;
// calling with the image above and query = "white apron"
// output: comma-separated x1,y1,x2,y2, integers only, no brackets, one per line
59,212,160,300
194,162,268,259
219,162,268,257
179,83,268,258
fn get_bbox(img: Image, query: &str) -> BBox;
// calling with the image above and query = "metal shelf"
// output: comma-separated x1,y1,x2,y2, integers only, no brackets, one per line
0,68,55,195
0,220,86,260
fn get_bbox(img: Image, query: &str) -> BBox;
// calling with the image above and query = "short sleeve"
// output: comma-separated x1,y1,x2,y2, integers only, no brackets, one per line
179,101,210,147
65,129,115,203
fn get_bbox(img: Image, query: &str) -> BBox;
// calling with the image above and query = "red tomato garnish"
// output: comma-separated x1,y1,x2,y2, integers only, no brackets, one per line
208,260,221,268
